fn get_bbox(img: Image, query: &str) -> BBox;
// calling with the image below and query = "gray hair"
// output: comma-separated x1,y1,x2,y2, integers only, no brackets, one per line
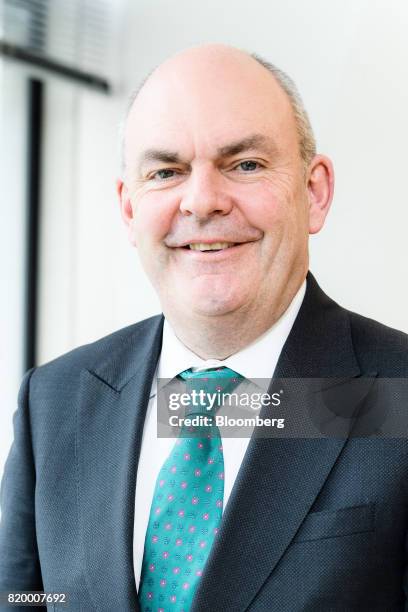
250,53,316,169
119,51,316,175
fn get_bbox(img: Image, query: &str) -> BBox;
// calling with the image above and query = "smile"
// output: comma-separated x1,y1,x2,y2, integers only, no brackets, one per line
174,241,255,260
186,242,236,252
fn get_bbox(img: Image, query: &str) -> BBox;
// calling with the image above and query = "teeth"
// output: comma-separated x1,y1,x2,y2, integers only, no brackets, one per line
188,242,236,251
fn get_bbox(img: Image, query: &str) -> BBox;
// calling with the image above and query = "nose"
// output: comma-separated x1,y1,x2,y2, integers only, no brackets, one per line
179,166,233,219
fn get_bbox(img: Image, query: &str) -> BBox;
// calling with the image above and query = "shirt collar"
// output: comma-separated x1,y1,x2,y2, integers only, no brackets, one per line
153,278,306,396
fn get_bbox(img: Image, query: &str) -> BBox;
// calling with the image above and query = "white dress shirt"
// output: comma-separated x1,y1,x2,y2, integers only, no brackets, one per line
133,279,306,588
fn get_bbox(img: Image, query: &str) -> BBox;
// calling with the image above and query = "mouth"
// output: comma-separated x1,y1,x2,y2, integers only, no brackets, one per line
182,241,237,252
170,239,258,260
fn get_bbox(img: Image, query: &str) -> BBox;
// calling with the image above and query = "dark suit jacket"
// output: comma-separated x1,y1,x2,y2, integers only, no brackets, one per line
1,272,408,611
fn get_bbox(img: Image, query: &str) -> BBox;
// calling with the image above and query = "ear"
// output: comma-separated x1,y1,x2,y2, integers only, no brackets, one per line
306,154,335,234
116,178,137,246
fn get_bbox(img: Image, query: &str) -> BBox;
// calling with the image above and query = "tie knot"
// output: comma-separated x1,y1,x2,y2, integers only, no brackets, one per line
177,366,244,417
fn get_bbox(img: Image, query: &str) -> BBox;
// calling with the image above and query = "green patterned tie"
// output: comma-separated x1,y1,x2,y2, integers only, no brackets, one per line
139,366,244,612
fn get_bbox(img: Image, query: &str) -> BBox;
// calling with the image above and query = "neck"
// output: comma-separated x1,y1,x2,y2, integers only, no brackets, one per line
164,273,305,360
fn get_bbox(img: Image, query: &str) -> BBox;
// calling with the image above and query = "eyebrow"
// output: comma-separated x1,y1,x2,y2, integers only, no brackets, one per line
217,134,278,157
137,133,278,170
138,149,183,166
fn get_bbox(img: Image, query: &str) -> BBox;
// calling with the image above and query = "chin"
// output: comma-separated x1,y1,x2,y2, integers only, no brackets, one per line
188,292,246,318
169,276,252,317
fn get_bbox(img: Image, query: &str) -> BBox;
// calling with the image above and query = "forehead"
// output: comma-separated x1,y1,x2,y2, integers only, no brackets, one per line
125,52,298,163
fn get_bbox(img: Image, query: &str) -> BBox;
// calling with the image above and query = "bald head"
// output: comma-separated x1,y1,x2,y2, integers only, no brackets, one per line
121,44,315,176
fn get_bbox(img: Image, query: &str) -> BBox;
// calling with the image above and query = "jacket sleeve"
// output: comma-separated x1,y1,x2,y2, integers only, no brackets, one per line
0,368,45,610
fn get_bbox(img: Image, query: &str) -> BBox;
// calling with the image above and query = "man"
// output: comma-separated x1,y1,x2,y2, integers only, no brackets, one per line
1,44,408,611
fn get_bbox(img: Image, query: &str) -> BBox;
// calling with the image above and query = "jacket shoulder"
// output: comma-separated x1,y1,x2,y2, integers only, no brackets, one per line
348,309,408,375
31,314,163,384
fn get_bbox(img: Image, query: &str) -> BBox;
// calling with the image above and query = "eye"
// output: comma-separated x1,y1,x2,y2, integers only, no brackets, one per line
151,168,178,180
235,160,262,172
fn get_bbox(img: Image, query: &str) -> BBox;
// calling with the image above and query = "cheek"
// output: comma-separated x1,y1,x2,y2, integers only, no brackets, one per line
246,178,308,230
235,182,285,231
236,182,307,264
132,192,176,245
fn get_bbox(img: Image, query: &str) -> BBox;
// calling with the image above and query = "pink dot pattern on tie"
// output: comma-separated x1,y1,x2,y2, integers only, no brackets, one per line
139,426,224,610
138,366,243,611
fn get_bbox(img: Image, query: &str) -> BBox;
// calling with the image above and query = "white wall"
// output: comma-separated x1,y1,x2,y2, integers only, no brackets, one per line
2,0,408,476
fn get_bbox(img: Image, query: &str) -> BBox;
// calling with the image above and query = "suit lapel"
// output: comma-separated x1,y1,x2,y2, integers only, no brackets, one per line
76,317,164,611
191,272,375,612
